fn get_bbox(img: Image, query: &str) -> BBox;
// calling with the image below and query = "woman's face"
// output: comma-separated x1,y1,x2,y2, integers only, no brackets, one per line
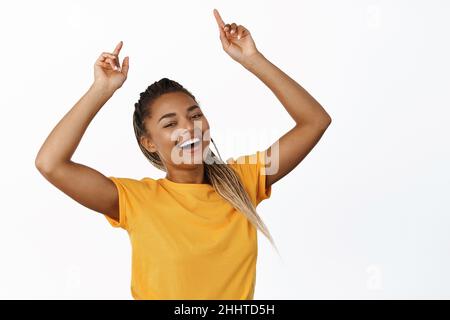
141,91,211,167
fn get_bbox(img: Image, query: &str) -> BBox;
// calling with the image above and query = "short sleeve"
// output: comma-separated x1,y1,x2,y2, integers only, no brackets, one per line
227,150,272,206
103,176,134,230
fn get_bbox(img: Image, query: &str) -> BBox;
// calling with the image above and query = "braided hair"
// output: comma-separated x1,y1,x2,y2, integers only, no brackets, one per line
133,77,278,254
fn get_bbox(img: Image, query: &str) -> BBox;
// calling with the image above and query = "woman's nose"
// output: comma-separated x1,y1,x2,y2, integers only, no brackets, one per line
181,118,203,134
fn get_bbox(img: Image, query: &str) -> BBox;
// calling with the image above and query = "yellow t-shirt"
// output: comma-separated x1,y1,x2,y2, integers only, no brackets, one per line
103,150,272,300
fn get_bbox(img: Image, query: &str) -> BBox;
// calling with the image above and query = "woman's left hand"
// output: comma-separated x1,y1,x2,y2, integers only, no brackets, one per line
213,9,260,65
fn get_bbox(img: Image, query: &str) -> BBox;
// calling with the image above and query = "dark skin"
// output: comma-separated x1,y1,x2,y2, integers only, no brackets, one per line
140,91,211,184
35,9,332,223
142,9,333,187
212,9,332,189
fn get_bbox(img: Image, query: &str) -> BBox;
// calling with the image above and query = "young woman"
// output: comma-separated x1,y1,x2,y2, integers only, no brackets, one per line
35,9,332,300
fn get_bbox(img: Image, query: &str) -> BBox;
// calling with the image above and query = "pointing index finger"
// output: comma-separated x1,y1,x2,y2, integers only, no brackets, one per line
112,41,123,55
213,8,225,28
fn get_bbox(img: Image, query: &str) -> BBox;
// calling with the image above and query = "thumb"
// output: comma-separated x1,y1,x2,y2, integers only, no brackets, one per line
121,56,129,77
218,25,230,49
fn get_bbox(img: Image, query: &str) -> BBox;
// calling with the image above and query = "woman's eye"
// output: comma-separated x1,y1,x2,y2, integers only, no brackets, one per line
192,114,203,119
164,123,176,128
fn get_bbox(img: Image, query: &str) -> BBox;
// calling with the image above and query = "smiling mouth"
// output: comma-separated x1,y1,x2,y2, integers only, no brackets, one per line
182,141,202,154
177,138,202,151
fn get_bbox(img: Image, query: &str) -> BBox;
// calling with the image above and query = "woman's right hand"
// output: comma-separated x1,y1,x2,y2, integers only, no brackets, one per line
93,41,129,91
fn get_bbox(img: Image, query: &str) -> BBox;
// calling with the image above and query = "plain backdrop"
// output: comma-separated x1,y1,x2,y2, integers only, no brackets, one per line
1,0,449,299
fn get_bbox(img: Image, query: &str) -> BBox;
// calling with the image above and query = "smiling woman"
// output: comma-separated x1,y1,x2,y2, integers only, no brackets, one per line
35,7,331,301
131,78,275,247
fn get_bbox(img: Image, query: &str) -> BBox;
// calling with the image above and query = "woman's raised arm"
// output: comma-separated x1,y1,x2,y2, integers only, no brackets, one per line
213,9,332,189
35,41,130,223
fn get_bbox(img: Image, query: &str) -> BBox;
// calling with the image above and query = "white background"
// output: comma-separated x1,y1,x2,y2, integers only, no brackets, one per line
1,0,449,299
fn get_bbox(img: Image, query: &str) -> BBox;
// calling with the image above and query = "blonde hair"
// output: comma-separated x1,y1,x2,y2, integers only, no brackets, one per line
133,78,279,255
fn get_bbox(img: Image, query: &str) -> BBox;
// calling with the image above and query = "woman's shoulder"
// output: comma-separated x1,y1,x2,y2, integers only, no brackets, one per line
224,150,272,205
108,176,157,193
224,151,262,190
226,151,264,168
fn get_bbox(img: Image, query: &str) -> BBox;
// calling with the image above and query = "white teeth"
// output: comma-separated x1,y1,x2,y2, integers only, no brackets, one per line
179,137,201,148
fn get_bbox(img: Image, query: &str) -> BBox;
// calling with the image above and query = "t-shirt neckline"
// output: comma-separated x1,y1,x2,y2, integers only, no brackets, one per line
158,178,213,189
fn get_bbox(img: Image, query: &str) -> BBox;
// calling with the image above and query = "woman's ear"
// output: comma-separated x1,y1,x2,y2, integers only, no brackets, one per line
140,135,157,153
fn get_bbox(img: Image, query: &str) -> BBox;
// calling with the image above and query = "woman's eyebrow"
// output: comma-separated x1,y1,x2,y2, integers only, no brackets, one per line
186,105,200,113
158,105,200,123
158,112,176,123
